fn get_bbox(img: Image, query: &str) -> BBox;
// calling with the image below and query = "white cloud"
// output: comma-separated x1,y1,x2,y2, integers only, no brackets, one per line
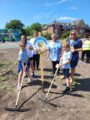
45,0,68,6
56,16,77,21
68,6,77,10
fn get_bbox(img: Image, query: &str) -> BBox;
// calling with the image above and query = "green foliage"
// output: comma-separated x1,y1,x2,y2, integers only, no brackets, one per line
24,26,33,36
5,20,24,29
41,24,47,28
42,32,51,40
27,36,33,40
60,31,70,39
0,76,7,81
77,35,81,39
24,23,42,36
30,23,42,32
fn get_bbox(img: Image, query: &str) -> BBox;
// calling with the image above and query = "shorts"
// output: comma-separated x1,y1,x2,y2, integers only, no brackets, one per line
29,57,33,61
26,57,33,70
63,69,70,78
70,54,79,68
18,61,28,73
70,59,78,68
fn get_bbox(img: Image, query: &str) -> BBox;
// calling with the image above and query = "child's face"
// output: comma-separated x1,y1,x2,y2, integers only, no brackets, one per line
21,45,25,51
63,45,69,51
21,36,27,43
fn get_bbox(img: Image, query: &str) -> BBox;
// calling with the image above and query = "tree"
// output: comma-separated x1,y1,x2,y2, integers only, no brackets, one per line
5,20,24,29
30,23,42,32
24,26,33,36
42,32,51,40
24,23,42,36
41,24,47,28
60,31,70,39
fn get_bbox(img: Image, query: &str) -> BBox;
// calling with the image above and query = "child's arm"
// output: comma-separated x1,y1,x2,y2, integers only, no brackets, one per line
29,45,34,50
22,62,26,73
60,59,70,66
56,59,70,69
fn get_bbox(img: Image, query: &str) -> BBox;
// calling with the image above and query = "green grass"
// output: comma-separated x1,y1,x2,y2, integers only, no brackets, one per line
0,62,11,68
0,76,7,81
0,83,15,91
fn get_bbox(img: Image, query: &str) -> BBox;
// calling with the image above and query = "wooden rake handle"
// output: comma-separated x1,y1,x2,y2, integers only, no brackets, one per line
15,72,25,107
44,68,59,101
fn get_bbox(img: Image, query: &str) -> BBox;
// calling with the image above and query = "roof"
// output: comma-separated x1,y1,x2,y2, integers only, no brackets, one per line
48,20,67,26
71,19,86,26
42,19,90,29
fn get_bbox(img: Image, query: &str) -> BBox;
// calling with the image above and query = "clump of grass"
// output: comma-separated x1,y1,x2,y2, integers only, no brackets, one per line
0,83,15,91
0,62,11,69
0,76,7,81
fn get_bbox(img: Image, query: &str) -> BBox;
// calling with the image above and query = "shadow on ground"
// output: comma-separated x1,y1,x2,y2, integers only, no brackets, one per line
22,80,57,89
71,77,90,92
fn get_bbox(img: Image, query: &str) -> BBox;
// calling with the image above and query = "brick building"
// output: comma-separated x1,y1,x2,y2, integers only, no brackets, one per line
42,19,90,37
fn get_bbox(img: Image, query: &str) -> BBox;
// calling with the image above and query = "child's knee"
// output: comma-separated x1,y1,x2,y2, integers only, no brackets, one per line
19,71,23,76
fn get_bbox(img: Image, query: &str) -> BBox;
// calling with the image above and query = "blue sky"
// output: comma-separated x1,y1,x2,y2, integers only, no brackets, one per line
0,0,90,28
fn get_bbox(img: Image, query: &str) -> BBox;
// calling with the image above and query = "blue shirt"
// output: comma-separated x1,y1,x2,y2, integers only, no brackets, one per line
62,51,72,69
48,40,62,61
18,49,28,63
66,39,82,61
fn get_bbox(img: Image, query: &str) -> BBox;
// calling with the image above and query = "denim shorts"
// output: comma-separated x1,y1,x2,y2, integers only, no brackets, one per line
18,61,28,73
63,69,70,78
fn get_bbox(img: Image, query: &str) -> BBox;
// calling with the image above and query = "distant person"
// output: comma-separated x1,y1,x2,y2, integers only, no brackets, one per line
56,42,72,94
81,38,90,63
66,30,82,84
30,32,40,70
17,42,30,90
47,34,62,75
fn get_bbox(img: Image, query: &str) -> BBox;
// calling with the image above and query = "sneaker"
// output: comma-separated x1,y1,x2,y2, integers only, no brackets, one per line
24,72,27,78
17,84,21,91
37,68,40,71
63,87,70,94
28,75,33,83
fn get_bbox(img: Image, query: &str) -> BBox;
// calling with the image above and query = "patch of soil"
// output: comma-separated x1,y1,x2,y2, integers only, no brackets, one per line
0,48,90,120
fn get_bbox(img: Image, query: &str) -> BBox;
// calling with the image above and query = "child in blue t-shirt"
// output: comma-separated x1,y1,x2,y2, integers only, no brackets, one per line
17,42,30,90
56,42,72,94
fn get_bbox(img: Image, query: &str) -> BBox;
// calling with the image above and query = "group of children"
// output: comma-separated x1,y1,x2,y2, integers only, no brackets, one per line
17,30,82,94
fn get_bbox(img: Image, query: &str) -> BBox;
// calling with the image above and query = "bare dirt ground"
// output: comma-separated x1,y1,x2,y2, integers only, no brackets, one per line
0,47,90,120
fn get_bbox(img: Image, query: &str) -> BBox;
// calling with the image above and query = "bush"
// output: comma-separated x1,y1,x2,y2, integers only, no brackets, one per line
27,36,33,40
42,32,51,40
60,31,70,39
77,35,81,39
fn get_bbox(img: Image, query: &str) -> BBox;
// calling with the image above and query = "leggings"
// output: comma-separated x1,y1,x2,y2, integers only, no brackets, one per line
52,61,59,74
33,54,40,69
